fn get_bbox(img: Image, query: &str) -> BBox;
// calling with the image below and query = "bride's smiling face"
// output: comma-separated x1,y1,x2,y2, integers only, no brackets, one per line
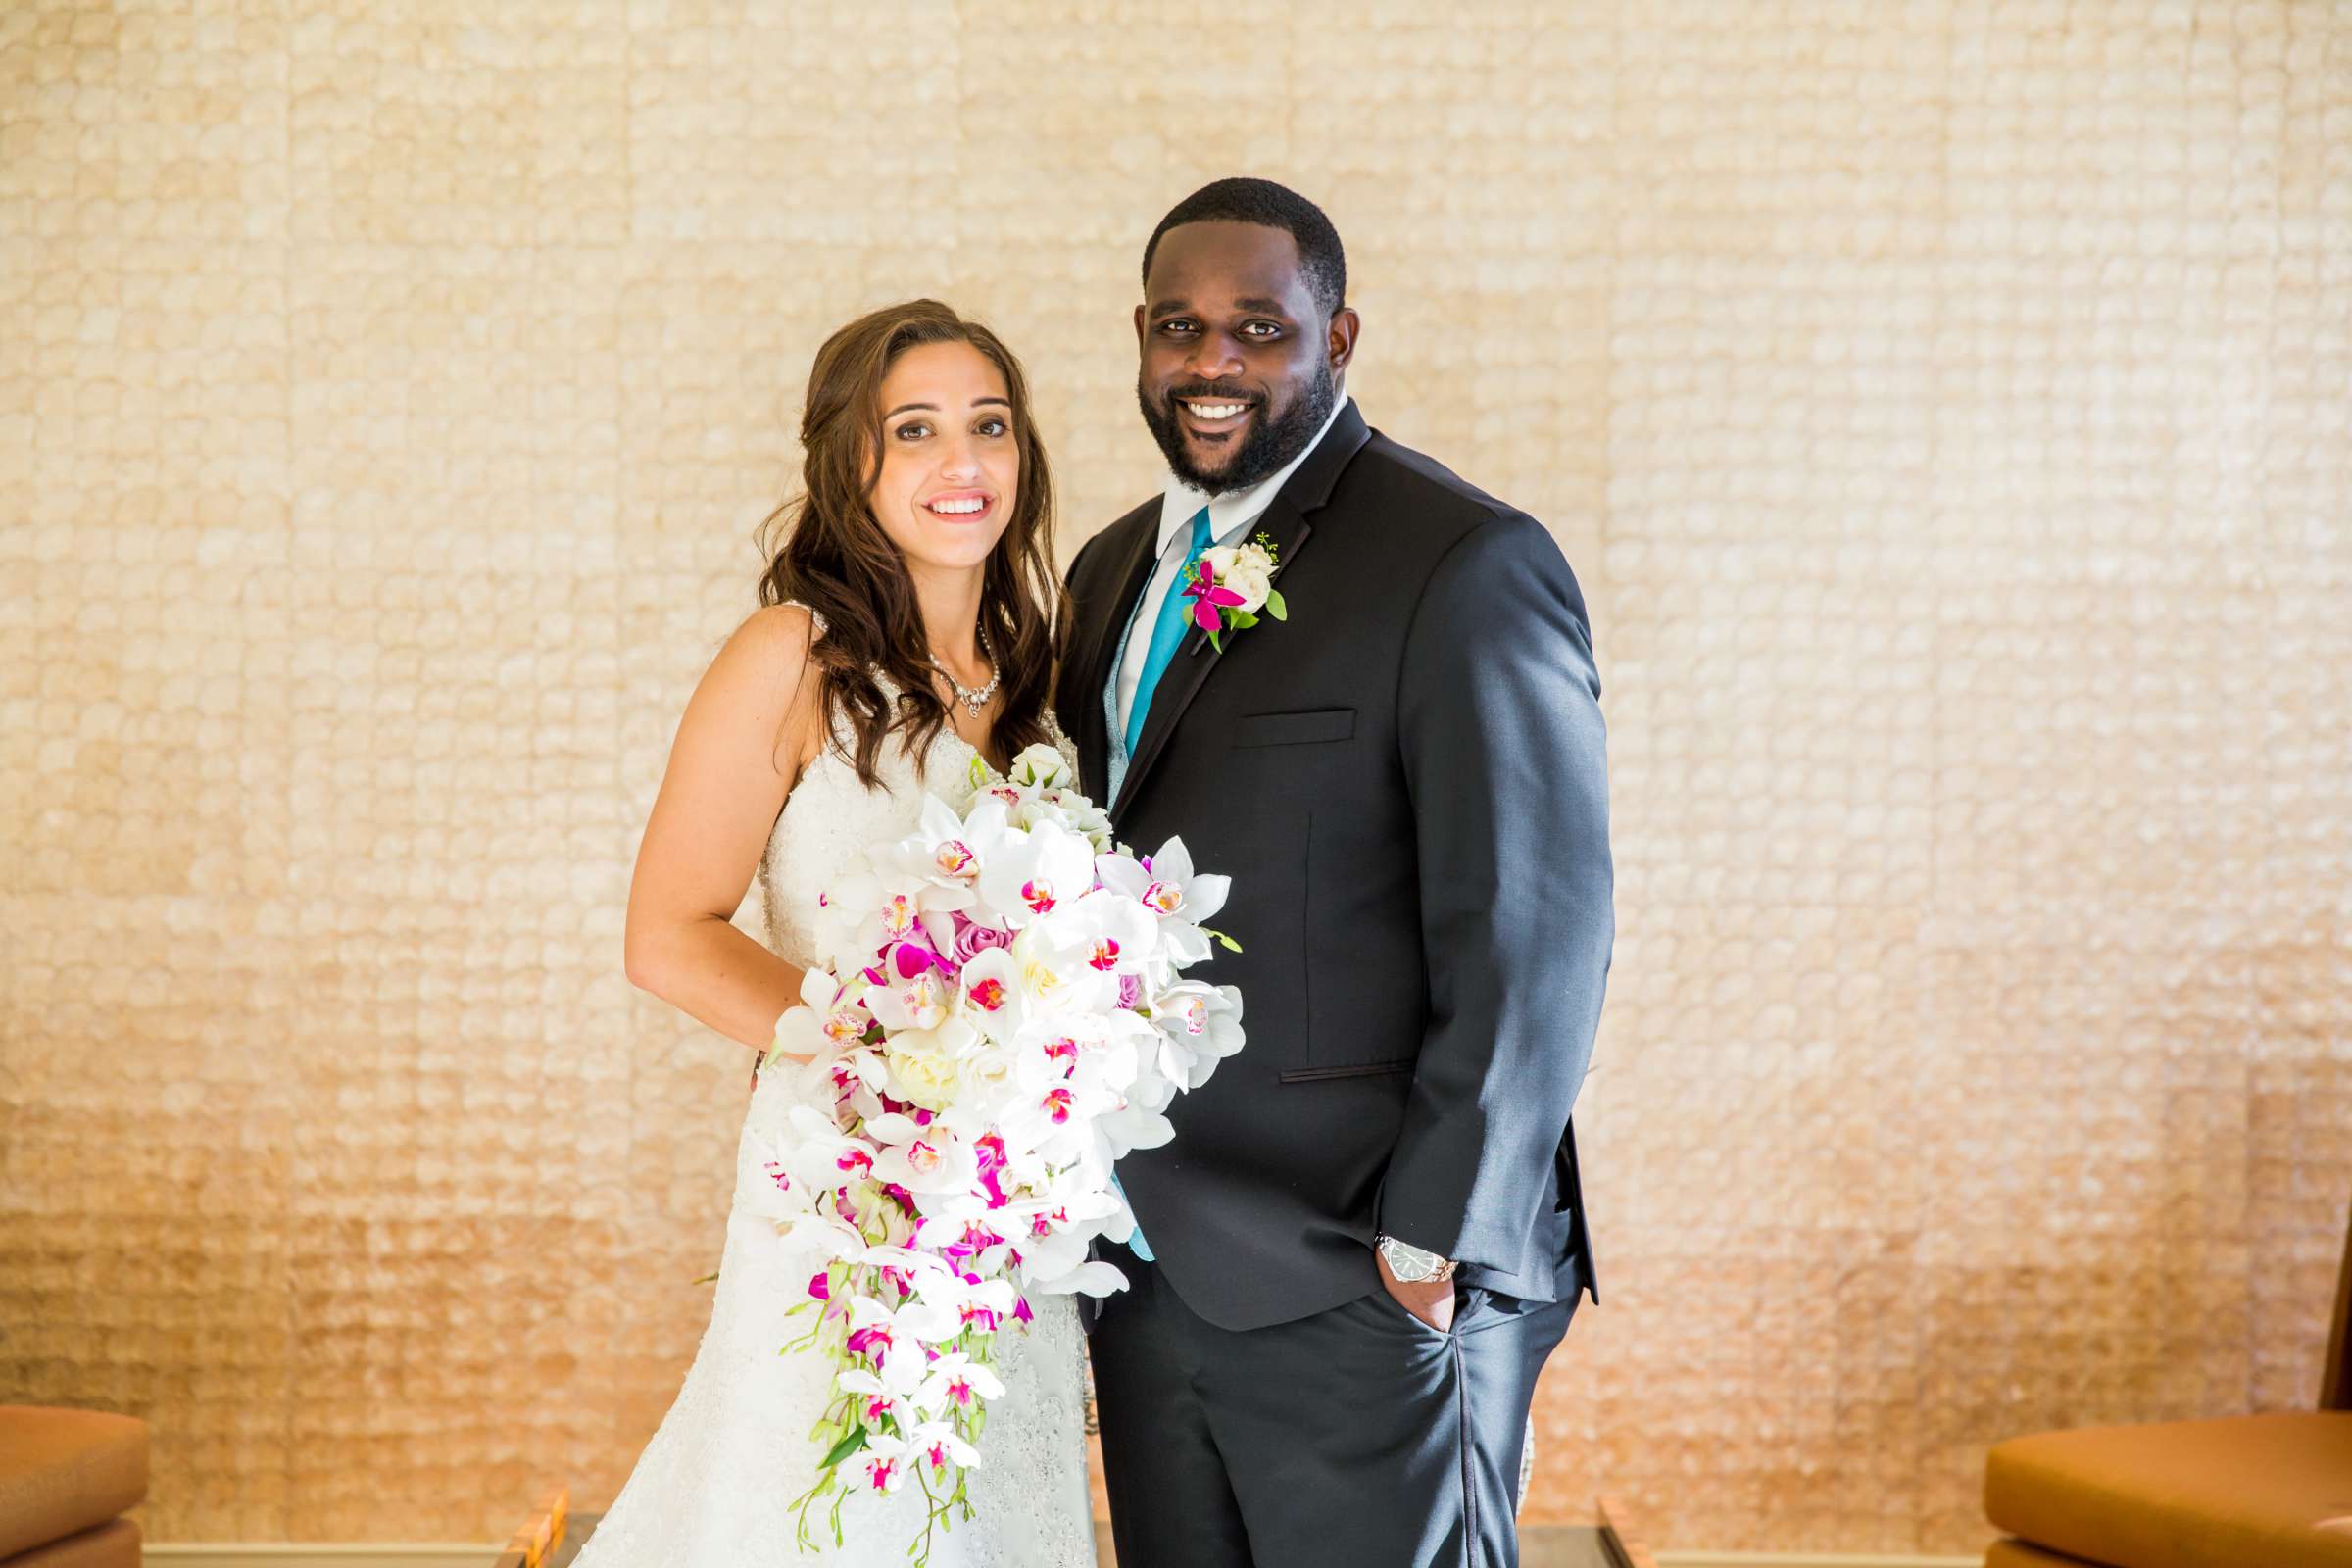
867,341,1019,575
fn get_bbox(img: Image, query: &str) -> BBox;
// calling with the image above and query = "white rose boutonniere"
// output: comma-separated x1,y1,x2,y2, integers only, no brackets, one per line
1179,531,1289,653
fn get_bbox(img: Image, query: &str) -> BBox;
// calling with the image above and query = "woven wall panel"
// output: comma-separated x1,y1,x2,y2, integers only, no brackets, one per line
2,0,2346,1554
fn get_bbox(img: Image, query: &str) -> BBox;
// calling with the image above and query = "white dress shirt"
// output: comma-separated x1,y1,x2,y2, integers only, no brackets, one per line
1111,395,1351,740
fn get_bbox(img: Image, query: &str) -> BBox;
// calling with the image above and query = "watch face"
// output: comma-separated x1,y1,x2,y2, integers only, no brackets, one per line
1383,1240,1440,1280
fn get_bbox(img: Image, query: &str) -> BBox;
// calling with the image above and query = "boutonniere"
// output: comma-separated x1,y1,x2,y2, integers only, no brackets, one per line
1180,530,1289,653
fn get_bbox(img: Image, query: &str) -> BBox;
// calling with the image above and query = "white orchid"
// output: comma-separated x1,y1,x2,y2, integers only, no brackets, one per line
999,1063,1129,1169
835,1367,907,1431
1003,1166,1130,1288
846,1289,962,1370
850,1242,962,1288
865,962,951,1032
1028,1255,1135,1298
975,819,1098,929
1004,921,1119,1022
1030,887,1161,991
774,1103,879,1194
1096,832,1232,958
1146,980,1248,1090
831,868,949,969
770,965,876,1062
771,1207,868,1270
797,1036,889,1108
905,1210,1018,1281
1087,1095,1177,1165
886,794,1010,906
907,1419,984,1476
913,1352,1006,1420
863,1112,981,1200
857,1433,911,1494
952,947,1028,1044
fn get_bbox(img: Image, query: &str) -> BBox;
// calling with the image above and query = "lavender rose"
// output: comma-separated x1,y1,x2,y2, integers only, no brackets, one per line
949,915,1014,967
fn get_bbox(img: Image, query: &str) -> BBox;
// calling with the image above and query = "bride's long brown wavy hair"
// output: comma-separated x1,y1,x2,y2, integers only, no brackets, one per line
757,300,1070,788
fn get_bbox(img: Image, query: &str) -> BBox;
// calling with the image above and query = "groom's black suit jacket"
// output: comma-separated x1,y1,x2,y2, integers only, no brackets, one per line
1059,401,1612,1334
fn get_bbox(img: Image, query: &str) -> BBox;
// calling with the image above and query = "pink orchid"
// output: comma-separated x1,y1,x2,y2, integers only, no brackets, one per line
891,935,950,981
1181,559,1247,633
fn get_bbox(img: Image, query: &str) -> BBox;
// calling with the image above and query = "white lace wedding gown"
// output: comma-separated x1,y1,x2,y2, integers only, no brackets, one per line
577,659,1097,1567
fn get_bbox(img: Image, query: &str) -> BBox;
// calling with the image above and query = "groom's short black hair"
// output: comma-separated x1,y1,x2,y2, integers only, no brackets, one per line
1142,177,1347,322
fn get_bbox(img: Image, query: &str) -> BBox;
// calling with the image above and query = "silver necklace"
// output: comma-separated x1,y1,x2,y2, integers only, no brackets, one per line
930,622,1001,720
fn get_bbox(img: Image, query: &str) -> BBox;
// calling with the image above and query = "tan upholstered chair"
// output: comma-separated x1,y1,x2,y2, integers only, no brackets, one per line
0,1407,147,1567
1980,1194,2352,1568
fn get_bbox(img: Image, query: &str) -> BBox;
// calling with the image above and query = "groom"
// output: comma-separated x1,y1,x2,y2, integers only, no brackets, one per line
1059,177,1613,1567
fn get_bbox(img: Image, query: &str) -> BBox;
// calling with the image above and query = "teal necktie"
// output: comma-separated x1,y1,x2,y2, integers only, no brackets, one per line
1109,506,1211,1266
1125,507,1216,756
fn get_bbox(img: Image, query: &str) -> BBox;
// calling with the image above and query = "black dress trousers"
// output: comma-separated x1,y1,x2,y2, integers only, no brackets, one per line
1088,1240,1575,1568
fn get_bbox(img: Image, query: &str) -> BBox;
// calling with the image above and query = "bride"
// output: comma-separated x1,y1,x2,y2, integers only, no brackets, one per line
589,300,1096,1566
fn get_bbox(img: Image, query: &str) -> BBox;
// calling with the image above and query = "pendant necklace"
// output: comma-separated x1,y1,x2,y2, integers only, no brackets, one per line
930,622,1001,720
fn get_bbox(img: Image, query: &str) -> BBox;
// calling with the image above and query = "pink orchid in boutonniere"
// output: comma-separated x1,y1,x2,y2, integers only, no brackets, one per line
1180,530,1289,653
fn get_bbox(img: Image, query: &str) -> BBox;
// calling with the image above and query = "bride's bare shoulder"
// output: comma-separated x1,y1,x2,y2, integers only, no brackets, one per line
688,603,829,778
733,600,824,658
699,603,821,700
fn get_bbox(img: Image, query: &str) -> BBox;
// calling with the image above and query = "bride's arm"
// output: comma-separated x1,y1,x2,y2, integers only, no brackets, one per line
622,603,825,1054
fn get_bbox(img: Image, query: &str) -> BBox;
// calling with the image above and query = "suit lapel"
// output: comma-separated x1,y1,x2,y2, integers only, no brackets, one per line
1070,507,1161,804
1113,401,1372,820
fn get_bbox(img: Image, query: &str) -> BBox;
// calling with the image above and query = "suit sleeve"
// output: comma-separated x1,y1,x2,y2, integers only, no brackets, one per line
1379,513,1613,1281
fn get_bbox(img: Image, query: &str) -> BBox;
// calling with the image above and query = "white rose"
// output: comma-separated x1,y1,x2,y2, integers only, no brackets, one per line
886,1046,958,1109
884,1017,976,1110
1007,742,1067,790
1201,543,1274,613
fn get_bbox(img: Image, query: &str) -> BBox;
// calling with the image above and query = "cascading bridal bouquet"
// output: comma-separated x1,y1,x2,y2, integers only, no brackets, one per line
748,742,1245,1560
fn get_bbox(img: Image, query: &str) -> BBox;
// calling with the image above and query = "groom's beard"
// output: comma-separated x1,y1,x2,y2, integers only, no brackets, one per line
1138,362,1338,497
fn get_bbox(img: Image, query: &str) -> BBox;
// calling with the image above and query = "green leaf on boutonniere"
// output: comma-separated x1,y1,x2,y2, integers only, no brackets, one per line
1264,589,1287,621
1227,609,1258,630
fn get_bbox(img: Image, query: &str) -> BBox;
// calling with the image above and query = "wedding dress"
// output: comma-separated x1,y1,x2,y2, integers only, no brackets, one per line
576,633,1097,1567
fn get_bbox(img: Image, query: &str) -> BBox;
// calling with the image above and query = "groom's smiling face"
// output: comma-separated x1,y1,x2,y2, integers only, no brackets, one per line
1136,220,1356,495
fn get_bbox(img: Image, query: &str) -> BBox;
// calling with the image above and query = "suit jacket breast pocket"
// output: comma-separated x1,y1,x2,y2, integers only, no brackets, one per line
1228,707,1356,749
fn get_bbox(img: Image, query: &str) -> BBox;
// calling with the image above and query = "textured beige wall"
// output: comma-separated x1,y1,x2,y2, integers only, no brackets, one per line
4,0,2349,1555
